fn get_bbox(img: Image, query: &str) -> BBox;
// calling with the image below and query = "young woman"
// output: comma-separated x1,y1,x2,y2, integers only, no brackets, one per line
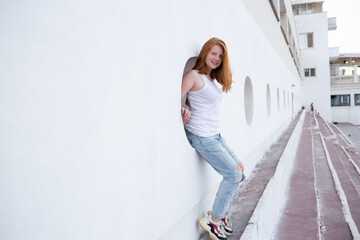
181,38,245,240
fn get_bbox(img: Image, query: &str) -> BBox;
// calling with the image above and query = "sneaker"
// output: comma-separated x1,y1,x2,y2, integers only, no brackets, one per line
222,213,233,236
207,211,233,236
199,217,228,240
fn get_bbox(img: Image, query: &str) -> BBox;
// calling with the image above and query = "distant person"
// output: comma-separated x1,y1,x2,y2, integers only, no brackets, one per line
310,102,314,112
181,38,245,240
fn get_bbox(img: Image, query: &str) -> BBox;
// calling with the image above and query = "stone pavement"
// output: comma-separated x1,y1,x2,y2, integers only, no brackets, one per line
199,111,360,240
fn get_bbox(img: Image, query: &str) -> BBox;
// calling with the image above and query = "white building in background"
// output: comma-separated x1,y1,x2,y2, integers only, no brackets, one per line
0,0,333,239
330,51,360,124
292,0,334,120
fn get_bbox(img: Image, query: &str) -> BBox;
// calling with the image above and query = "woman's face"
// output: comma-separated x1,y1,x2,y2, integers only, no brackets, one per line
205,45,223,71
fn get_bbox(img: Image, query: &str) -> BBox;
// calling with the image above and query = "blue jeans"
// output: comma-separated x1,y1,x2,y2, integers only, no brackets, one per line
185,130,245,219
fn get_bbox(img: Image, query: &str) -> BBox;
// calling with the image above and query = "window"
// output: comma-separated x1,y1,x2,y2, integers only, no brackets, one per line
300,3,313,14
293,3,322,15
304,68,316,77
244,77,254,126
266,84,271,116
331,95,350,107
311,68,316,76
355,94,360,106
330,67,336,76
277,88,280,112
307,33,313,47
293,5,299,15
280,14,288,44
299,33,313,48
269,0,280,21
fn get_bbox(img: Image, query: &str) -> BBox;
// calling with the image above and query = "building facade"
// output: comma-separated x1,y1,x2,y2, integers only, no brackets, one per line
330,51,360,124
292,0,334,121
0,0,334,239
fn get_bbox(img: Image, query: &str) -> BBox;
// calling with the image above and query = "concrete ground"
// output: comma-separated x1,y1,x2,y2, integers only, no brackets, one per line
198,112,360,240
335,122,360,154
200,112,302,240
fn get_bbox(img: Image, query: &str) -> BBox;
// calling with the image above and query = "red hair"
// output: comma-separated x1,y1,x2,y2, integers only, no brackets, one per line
193,38,232,92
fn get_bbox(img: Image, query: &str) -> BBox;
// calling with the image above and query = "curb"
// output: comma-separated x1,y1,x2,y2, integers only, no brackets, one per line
331,122,353,146
239,110,306,240
319,133,360,240
341,146,360,176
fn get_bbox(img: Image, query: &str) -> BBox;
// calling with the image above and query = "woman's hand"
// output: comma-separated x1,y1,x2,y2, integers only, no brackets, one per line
236,161,245,173
181,107,191,122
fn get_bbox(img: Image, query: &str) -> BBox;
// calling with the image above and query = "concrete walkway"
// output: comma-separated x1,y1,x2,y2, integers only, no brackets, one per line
200,112,360,240
200,111,303,240
199,111,360,240
273,115,320,240
258,112,360,239
272,113,357,240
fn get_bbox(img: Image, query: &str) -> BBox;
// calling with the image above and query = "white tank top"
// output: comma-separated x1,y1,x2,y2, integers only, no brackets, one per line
185,74,223,137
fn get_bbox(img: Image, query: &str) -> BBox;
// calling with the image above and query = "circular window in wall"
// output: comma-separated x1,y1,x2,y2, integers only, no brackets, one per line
277,88,280,113
266,84,271,116
244,77,254,126
182,57,197,76
283,90,286,109
287,92,290,108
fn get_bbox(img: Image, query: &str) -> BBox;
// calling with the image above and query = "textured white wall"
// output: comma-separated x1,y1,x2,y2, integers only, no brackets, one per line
0,0,301,239
295,12,332,120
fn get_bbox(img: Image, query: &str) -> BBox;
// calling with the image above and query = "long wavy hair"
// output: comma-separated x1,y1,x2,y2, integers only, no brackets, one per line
193,38,232,92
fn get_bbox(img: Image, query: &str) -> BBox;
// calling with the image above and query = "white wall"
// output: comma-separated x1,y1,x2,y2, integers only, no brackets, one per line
329,47,340,59
0,0,301,239
295,12,332,120
241,0,301,79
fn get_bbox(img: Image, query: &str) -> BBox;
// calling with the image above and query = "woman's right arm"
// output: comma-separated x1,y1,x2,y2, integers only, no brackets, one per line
181,71,196,98
181,71,195,122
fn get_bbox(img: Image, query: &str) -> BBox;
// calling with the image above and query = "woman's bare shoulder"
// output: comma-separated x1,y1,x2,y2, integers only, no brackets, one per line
183,69,200,80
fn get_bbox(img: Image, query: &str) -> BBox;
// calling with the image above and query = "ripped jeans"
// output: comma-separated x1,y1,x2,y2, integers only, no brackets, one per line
185,129,244,219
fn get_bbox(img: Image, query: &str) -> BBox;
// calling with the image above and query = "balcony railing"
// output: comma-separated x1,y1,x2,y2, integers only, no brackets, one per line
331,75,359,84
331,63,360,67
